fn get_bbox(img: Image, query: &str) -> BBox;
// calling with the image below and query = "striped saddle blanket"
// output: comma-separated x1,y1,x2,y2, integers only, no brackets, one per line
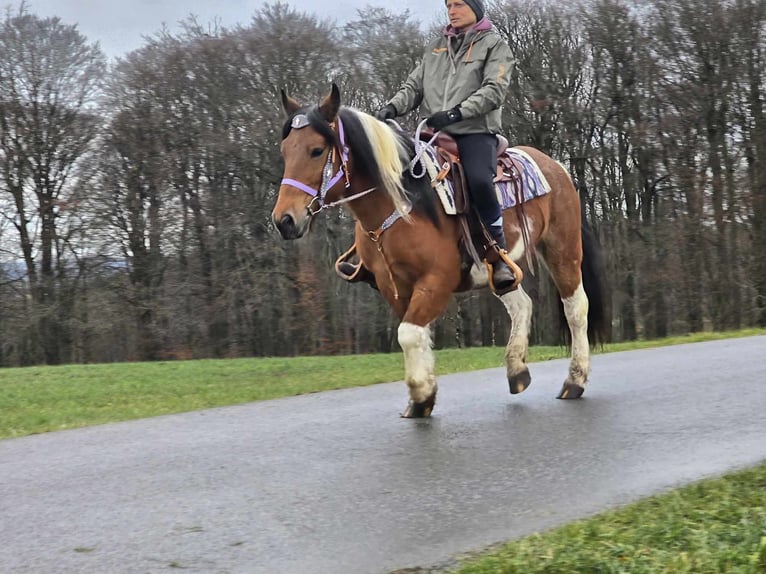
424,146,551,215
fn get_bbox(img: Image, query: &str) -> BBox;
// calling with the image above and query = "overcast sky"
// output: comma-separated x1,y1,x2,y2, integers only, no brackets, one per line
18,1,445,59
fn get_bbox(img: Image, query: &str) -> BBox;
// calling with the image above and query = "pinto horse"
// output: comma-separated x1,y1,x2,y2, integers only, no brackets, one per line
272,84,607,418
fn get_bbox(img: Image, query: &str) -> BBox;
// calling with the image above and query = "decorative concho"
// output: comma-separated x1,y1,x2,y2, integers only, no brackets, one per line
321,155,335,193
291,114,310,129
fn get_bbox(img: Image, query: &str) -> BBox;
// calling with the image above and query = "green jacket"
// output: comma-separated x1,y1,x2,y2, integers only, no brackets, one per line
387,23,514,135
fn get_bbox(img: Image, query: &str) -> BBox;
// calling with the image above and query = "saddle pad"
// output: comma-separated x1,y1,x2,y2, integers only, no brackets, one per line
495,148,551,209
421,145,457,215
417,143,551,215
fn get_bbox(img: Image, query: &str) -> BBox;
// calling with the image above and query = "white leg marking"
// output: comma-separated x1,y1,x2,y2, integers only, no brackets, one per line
397,322,436,403
562,283,590,386
498,285,533,377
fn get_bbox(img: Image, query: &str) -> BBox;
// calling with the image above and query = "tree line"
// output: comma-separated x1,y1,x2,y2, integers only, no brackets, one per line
0,0,764,366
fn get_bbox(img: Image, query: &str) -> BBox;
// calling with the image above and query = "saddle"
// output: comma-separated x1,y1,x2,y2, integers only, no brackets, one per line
420,128,523,215
420,129,526,290
335,130,527,293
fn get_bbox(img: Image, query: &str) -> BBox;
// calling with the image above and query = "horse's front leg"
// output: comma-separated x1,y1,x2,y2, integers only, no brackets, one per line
396,283,453,418
398,322,436,418
497,285,534,394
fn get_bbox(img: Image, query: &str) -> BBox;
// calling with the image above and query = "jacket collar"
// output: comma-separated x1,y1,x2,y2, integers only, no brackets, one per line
443,16,492,37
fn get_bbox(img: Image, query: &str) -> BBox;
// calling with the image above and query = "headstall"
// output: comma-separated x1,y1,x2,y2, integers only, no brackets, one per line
280,114,375,215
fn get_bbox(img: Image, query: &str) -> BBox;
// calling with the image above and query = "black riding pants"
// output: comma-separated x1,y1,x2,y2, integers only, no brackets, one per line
453,133,504,244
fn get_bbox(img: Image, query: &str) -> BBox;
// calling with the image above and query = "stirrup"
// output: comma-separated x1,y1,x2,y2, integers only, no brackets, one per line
335,243,362,280
484,245,523,294
337,261,360,279
334,243,378,289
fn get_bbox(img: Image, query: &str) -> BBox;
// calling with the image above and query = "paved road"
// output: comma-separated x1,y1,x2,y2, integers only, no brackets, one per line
1,336,765,573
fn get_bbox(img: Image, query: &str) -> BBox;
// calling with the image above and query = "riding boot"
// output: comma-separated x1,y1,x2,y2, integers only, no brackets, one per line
335,243,378,289
490,233,516,294
335,251,378,290
337,261,359,277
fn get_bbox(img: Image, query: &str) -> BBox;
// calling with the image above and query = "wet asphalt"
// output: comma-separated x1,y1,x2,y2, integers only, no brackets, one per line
1,336,765,573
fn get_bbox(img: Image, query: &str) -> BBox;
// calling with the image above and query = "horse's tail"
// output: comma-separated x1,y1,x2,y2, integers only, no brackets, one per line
581,220,610,344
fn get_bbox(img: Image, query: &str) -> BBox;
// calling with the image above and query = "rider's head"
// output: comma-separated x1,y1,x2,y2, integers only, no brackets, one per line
445,0,484,30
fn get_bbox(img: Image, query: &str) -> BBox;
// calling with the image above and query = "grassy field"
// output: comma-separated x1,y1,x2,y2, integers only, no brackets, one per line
2,328,765,573
1,328,765,439
450,462,766,573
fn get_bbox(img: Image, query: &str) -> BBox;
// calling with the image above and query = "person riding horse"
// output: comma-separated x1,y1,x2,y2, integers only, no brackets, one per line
339,0,517,293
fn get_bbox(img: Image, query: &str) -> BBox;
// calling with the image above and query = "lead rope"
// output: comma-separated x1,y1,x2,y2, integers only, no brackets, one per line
409,119,438,179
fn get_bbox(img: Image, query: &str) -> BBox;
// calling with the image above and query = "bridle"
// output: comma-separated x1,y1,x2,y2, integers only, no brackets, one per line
280,113,376,216
279,111,404,300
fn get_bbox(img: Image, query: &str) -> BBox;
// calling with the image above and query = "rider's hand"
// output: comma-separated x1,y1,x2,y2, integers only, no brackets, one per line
426,107,463,130
374,104,397,122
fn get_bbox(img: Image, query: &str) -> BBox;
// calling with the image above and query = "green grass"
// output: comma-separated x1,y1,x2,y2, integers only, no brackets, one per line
0,328,764,439
451,462,766,574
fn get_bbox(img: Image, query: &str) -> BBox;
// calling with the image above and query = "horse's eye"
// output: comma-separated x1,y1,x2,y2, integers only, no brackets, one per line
310,147,325,158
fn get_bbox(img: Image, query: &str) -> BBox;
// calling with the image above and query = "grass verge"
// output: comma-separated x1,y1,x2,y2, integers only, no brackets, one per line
0,328,764,439
449,462,766,574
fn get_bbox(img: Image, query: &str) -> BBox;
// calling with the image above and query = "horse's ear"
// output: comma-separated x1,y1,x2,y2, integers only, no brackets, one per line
319,83,341,122
281,89,302,116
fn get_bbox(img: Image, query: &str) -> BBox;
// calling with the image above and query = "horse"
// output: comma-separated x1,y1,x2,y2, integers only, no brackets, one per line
272,84,607,418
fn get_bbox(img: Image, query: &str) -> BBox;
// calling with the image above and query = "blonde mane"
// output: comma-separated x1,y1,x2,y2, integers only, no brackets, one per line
351,109,413,220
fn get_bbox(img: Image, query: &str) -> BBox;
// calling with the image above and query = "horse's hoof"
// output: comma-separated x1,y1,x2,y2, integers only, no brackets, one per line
401,395,435,418
508,369,531,394
557,382,585,399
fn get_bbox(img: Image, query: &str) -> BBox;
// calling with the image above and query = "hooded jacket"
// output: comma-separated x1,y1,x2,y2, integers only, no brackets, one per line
387,18,514,135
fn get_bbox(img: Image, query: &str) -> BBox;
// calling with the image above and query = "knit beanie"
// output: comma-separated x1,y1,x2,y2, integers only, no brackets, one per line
449,0,485,21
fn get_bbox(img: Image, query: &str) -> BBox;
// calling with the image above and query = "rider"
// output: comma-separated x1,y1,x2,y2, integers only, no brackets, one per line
341,0,516,292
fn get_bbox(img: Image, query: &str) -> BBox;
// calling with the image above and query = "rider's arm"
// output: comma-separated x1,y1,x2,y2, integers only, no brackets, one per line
388,58,425,116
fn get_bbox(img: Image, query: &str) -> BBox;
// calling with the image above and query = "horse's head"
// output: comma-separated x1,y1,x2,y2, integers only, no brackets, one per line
272,84,345,239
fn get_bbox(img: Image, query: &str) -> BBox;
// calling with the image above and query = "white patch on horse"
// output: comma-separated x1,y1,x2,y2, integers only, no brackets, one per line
562,282,590,387
468,264,490,288
506,219,532,262
397,322,437,403
498,285,533,377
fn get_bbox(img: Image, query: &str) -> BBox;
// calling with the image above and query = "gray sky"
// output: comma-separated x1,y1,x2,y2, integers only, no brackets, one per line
19,1,445,59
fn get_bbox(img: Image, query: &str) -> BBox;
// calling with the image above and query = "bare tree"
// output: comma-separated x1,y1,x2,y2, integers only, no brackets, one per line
0,6,105,364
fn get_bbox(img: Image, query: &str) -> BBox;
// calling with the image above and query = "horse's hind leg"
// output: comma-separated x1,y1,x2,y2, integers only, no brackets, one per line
558,282,590,399
497,285,534,394
545,246,590,398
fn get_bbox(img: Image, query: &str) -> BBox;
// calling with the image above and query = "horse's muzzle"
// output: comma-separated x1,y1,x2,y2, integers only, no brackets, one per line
274,213,303,239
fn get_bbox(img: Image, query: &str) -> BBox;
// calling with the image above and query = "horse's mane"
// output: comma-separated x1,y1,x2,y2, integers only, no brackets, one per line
282,105,440,228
